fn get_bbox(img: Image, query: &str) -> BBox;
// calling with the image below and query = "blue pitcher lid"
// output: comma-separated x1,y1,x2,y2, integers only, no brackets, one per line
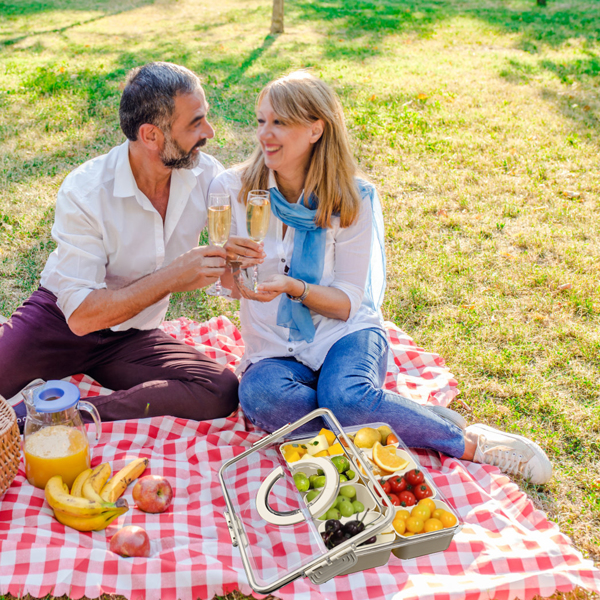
33,380,81,413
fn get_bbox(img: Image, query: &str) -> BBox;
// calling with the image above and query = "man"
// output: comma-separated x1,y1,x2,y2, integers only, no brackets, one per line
0,62,243,426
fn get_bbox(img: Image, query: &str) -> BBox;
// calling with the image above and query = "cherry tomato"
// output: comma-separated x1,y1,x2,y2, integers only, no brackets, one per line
387,493,400,506
398,490,416,507
414,483,433,500
375,479,391,497
389,475,407,494
405,469,425,487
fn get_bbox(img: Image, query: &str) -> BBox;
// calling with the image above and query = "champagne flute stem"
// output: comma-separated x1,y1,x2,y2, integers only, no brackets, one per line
252,265,259,292
215,277,222,295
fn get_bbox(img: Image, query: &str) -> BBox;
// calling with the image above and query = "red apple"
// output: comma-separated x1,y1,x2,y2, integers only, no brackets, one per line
110,526,150,558
132,475,173,513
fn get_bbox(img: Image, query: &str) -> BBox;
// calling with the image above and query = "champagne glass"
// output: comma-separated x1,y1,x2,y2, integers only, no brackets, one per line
245,190,270,291
207,192,231,297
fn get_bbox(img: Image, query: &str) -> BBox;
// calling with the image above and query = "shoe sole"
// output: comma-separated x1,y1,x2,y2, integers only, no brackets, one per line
427,405,467,431
468,423,553,485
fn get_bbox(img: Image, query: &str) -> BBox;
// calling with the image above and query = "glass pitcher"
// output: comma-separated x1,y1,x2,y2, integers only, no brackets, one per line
22,380,101,490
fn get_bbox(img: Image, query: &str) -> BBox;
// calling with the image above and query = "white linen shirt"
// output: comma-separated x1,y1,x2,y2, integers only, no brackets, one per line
40,141,224,331
209,169,384,372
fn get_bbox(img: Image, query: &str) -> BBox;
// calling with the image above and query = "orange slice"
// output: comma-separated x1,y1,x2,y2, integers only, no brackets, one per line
372,441,409,473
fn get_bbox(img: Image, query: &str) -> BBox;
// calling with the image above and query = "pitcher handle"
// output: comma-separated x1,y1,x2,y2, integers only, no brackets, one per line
78,401,102,444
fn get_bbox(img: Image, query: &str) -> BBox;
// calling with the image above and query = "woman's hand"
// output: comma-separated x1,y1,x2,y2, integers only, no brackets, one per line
224,236,265,268
232,273,302,303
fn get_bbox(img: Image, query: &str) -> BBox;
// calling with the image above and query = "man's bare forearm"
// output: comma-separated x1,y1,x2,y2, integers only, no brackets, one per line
67,269,174,336
67,245,227,336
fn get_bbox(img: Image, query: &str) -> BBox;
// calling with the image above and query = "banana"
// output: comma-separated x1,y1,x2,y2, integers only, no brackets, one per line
82,463,111,503
53,505,128,531
63,483,70,494
100,457,149,502
71,468,93,498
45,475,124,518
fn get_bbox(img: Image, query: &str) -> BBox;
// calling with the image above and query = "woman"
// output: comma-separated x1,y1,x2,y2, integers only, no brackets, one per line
212,71,552,485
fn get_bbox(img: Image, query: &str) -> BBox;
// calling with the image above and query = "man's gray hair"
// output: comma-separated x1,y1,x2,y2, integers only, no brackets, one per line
119,62,203,141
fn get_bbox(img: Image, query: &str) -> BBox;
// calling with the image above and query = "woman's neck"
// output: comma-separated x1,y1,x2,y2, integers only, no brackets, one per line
274,169,306,204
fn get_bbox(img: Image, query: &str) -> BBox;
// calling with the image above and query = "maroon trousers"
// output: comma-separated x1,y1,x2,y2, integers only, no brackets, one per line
0,287,239,422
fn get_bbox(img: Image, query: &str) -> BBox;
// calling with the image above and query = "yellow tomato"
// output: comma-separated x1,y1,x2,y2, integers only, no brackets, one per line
410,506,430,521
424,518,444,532
405,516,424,534
402,531,416,537
432,508,446,520
395,509,410,521
440,511,458,528
417,498,436,517
393,518,406,535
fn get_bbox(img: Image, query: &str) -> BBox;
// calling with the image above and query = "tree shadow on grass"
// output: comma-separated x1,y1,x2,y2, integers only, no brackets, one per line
290,0,600,59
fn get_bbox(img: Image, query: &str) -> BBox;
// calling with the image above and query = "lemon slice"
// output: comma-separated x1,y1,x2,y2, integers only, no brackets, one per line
372,441,409,473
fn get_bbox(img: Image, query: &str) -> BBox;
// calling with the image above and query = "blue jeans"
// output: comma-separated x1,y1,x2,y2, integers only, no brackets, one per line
239,328,465,457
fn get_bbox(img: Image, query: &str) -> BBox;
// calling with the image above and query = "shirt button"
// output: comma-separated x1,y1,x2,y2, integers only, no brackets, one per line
288,348,293,353
281,258,286,263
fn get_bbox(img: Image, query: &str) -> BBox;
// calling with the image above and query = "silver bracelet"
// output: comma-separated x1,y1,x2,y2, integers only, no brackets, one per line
287,279,310,303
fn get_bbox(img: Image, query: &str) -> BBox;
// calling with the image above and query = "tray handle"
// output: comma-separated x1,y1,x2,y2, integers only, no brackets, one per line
256,456,339,526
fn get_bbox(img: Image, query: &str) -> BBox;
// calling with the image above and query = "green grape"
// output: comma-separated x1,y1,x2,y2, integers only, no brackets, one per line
339,501,354,518
339,474,348,482
340,485,356,499
352,500,365,513
306,489,320,502
345,470,356,480
325,508,341,520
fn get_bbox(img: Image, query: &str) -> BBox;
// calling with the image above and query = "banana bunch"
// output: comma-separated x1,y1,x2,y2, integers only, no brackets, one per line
45,457,148,532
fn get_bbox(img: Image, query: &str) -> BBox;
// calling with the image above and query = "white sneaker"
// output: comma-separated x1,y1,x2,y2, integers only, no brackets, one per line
467,424,552,485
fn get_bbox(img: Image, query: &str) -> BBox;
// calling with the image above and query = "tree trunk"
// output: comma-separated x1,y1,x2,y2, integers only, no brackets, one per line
271,0,284,34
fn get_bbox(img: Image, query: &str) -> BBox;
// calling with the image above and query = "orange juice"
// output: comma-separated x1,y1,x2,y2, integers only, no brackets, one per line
24,425,90,489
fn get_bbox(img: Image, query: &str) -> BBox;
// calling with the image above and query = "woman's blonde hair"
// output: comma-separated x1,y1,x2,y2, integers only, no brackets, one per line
238,71,361,229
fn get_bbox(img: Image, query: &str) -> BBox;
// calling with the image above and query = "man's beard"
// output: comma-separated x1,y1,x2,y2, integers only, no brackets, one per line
160,132,206,169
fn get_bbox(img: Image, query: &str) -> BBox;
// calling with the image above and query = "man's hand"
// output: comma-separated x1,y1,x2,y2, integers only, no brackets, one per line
167,245,227,292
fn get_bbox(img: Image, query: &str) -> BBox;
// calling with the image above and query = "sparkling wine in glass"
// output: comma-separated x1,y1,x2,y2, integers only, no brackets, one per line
207,192,231,296
246,190,270,291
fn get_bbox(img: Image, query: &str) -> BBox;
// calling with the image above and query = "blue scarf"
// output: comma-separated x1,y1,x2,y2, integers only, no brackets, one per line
269,186,326,343
269,179,387,344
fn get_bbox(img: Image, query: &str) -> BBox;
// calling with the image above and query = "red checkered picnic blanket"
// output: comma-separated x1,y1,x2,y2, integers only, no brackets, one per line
1,316,599,600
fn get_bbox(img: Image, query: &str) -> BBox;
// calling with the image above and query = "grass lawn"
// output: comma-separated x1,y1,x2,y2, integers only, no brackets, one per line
0,0,599,598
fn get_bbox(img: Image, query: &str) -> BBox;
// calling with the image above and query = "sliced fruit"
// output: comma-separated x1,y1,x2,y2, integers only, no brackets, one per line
305,434,329,455
318,428,336,446
313,450,329,458
372,442,410,473
328,442,344,456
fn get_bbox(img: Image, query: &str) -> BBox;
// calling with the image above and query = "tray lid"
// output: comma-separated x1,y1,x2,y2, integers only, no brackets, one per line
219,408,393,594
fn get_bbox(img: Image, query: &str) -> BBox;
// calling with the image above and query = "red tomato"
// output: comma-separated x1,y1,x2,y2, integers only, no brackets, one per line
375,479,391,497
398,491,416,507
414,483,433,500
389,475,407,494
387,493,400,506
405,469,425,487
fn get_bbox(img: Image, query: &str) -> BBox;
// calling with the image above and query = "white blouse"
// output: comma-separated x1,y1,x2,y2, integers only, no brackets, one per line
209,169,385,372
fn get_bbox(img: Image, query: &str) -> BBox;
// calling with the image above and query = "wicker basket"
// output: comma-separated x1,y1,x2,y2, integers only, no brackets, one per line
0,395,20,497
